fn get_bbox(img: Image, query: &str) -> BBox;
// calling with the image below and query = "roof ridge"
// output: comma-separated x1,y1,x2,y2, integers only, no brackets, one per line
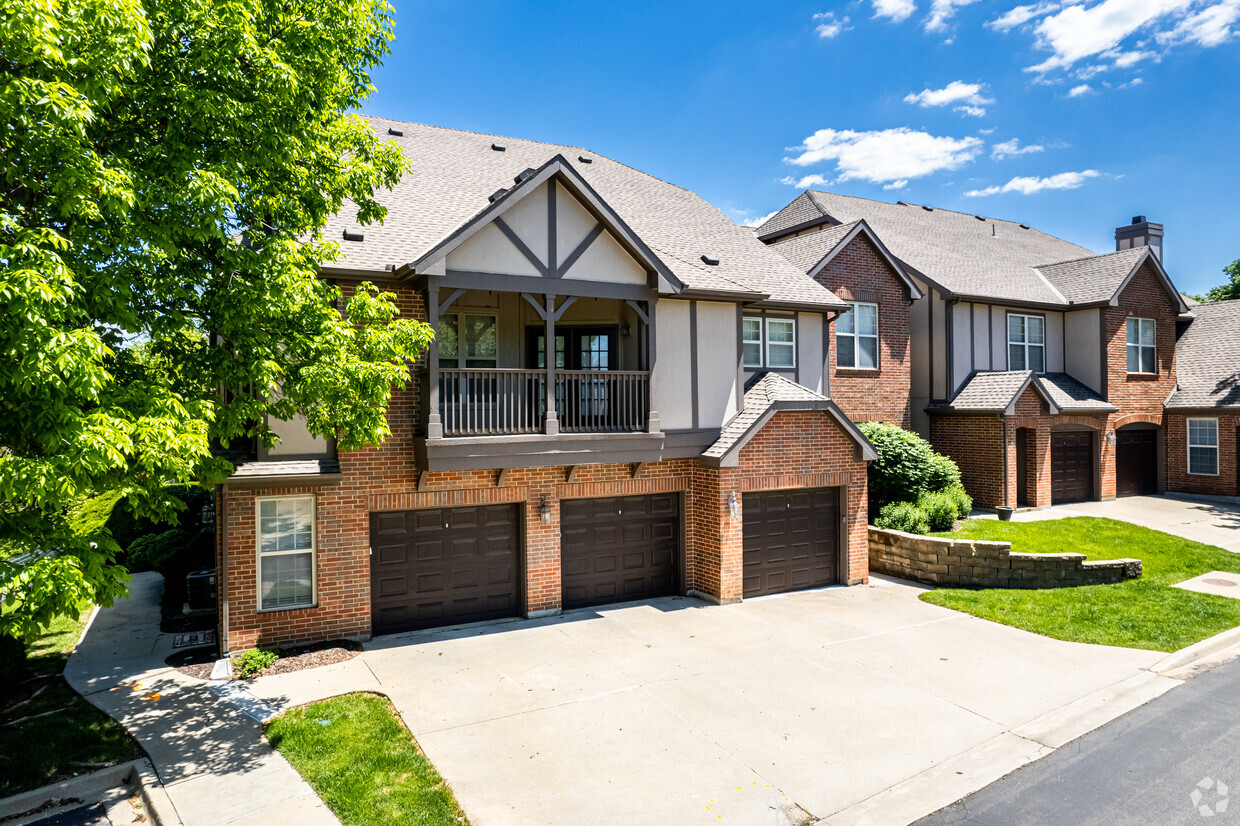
1035,246,1145,269
363,114,701,199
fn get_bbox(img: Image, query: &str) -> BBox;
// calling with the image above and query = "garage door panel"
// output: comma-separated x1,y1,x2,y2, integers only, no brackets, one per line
1116,429,1158,497
370,504,520,636
1051,432,1094,504
561,494,680,610
743,488,839,598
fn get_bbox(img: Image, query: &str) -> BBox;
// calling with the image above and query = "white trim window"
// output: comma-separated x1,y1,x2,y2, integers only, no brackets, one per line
765,317,796,369
836,301,879,369
1188,418,1219,476
257,495,316,610
1126,317,1156,374
438,313,498,369
742,316,796,369
1008,313,1046,373
742,317,763,368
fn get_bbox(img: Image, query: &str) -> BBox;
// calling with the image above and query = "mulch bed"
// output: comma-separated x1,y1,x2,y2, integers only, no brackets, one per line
167,639,362,681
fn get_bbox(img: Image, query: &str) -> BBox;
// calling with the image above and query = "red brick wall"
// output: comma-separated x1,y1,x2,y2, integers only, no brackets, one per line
222,333,871,650
1166,412,1240,497
814,235,913,428
1104,260,1178,419
930,415,1005,508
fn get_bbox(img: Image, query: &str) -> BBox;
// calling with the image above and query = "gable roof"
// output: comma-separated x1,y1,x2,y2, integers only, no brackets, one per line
1038,373,1117,413
323,118,846,309
943,370,1115,415
701,373,876,467
766,219,924,300
1033,246,1188,311
1167,300,1240,409
760,191,1186,311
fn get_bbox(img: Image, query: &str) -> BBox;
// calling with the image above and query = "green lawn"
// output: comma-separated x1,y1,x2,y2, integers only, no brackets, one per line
0,609,142,796
920,517,1240,652
266,693,469,826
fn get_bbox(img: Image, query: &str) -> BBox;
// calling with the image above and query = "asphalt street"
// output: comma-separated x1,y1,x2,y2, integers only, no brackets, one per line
918,656,1240,824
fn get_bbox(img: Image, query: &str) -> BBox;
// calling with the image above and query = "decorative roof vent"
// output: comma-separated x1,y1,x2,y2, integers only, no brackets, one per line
1115,215,1163,261
488,188,508,203
974,215,986,221
700,255,719,266
1019,223,1030,229
387,127,403,137
491,143,506,151
514,168,536,184
578,156,593,164
922,205,934,212
342,229,364,242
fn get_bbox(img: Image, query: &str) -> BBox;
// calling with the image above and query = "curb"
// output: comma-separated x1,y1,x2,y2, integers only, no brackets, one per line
1149,624,1240,675
0,758,181,825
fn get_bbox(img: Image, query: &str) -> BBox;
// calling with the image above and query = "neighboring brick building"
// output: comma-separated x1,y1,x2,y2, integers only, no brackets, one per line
215,121,876,652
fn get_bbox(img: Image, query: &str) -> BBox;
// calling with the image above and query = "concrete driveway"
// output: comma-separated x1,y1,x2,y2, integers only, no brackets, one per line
253,578,1180,825
993,494,1240,552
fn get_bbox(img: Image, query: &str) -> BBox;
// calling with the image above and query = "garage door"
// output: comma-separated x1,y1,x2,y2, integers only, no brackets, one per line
560,494,679,610
1116,429,1158,497
369,505,520,636
1051,432,1094,504
742,488,839,598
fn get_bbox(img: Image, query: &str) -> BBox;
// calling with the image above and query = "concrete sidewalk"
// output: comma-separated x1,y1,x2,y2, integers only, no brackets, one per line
980,494,1240,551
65,573,338,826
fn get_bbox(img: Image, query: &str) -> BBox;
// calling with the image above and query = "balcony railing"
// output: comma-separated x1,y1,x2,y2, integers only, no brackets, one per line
438,368,649,437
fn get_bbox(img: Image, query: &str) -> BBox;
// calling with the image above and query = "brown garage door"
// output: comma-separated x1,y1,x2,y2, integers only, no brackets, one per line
742,488,839,598
1051,431,1094,504
560,494,679,610
369,505,520,636
1116,429,1158,497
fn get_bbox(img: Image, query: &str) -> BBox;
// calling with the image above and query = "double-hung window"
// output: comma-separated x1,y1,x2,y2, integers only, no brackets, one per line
742,316,797,369
836,302,879,369
257,495,315,611
1188,418,1219,476
1008,313,1045,373
1126,317,1156,374
438,313,498,368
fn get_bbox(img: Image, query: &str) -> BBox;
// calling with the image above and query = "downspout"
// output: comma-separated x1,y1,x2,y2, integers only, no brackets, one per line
1000,416,1010,508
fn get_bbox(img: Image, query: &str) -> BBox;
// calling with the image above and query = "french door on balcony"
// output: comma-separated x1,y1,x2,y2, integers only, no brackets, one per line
528,327,620,430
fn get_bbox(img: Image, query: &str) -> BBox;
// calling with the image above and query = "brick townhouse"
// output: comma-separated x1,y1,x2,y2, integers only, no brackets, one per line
214,120,877,652
759,192,1202,510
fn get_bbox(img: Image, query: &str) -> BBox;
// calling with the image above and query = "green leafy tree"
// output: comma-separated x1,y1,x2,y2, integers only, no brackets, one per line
0,0,431,639
1205,259,1240,302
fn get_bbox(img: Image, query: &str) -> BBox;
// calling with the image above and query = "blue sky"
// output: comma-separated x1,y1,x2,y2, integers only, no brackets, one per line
367,1,1240,296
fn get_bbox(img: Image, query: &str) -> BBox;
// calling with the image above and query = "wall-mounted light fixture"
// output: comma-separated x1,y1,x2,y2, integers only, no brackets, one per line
1107,431,1117,446
539,495,552,524
728,492,740,520
620,323,632,337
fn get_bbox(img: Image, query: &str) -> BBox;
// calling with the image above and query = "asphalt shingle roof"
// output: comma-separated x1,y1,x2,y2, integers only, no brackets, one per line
1168,300,1240,409
946,371,1037,411
703,373,828,459
765,191,1103,305
765,221,861,275
1033,248,1151,305
753,190,831,240
323,118,844,308
1039,373,1116,412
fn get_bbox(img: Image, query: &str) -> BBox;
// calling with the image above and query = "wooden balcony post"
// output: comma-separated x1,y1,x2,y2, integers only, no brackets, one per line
544,294,559,435
645,294,660,433
427,285,443,439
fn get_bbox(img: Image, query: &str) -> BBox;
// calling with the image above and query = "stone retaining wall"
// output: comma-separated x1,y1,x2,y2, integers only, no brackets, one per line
869,527,1142,588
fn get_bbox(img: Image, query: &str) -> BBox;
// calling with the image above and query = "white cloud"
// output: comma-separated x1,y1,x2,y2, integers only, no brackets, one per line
1067,83,1094,96
926,0,980,30
780,174,833,188
741,210,779,228
884,179,911,190
1022,0,1239,74
784,127,984,185
992,138,1045,158
987,1,1062,31
964,169,1101,196
904,81,995,118
814,11,852,37
872,0,917,22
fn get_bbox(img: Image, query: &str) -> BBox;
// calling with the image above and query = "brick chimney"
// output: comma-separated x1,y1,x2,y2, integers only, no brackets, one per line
1115,215,1163,261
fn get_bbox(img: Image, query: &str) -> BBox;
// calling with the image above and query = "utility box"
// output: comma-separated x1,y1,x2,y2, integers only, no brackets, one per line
186,569,217,612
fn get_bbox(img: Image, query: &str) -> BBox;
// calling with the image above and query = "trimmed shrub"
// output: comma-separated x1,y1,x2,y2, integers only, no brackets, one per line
944,484,973,520
916,490,959,532
858,422,935,514
874,501,930,535
925,453,962,492
126,530,190,574
234,647,279,678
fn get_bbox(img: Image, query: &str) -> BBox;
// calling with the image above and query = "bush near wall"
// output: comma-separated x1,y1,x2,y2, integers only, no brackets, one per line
861,422,972,533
